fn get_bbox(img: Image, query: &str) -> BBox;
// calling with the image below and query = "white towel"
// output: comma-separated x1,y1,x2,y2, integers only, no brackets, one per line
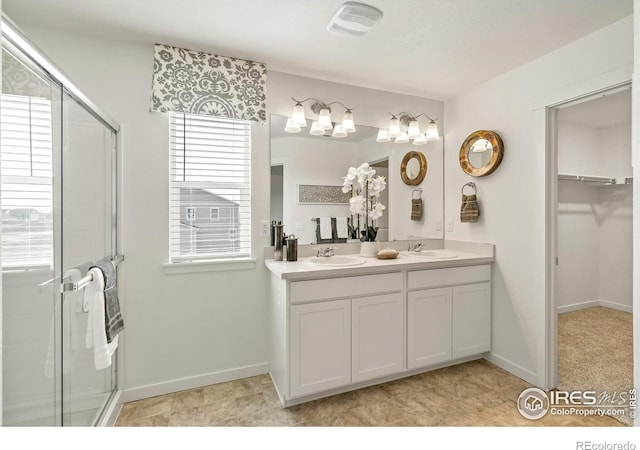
319,217,332,239
336,217,348,239
85,267,118,370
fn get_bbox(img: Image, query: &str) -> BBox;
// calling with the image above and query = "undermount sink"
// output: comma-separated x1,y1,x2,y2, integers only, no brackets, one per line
304,255,367,267
401,250,458,259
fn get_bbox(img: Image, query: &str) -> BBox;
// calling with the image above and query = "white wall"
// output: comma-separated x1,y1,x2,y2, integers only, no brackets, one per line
556,181,601,310
557,119,633,313
444,15,633,386
557,123,601,175
15,24,443,399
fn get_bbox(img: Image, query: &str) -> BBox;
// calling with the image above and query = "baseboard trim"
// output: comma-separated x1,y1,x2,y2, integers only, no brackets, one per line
484,353,537,386
598,300,632,314
557,299,632,314
121,362,269,404
556,300,600,314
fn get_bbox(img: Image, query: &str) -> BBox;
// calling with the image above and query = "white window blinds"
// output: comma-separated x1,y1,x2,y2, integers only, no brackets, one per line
1,94,54,268
169,113,251,262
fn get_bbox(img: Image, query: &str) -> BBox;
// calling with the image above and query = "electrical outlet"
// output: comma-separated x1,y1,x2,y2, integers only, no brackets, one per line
447,219,454,232
435,219,442,232
260,220,270,237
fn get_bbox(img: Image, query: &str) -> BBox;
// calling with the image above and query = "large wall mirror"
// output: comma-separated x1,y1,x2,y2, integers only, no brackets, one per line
270,114,444,245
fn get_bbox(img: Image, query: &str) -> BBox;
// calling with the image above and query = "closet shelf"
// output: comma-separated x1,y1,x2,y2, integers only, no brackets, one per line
558,174,632,185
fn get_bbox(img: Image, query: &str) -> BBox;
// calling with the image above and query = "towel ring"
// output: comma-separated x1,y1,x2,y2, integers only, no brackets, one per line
412,187,423,199
462,182,477,195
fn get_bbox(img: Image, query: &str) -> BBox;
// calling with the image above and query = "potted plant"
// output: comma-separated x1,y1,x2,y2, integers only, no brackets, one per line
342,162,386,257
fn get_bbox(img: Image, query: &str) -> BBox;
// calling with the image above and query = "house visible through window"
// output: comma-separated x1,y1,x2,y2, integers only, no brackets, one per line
169,113,251,262
1,94,54,269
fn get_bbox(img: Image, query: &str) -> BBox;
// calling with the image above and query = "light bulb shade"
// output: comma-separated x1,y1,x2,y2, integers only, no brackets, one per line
284,117,301,133
332,124,347,138
388,117,401,138
407,120,421,139
412,133,427,145
341,110,356,133
292,104,307,127
395,131,409,144
309,120,325,136
376,129,391,142
317,108,333,130
426,120,440,141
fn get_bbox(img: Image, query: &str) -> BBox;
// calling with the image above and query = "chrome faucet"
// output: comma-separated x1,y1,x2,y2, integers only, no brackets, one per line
316,247,335,257
407,242,424,252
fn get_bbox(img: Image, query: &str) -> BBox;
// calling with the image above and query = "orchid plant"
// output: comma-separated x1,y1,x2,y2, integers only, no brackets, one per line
342,162,386,242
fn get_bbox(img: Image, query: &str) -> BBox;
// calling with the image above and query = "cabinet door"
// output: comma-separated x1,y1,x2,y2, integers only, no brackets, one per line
352,293,404,383
290,299,351,397
407,288,452,369
452,282,491,359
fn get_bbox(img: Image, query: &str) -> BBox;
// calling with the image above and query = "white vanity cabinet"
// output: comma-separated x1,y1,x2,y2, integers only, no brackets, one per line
285,272,403,399
351,292,404,382
407,265,492,369
452,282,492,358
290,299,351,397
267,251,494,407
407,287,453,368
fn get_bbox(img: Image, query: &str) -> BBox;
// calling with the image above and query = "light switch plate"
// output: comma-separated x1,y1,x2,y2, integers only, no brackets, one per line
436,219,442,232
260,220,270,237
447,219,454,232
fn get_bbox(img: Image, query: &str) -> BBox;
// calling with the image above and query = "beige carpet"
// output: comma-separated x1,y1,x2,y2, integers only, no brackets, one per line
558,306,633,425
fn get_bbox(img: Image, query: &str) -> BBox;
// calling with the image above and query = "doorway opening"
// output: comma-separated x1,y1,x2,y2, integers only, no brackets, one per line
548,83,633,425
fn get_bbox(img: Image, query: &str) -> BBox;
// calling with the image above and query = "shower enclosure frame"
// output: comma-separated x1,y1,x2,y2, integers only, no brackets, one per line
1,15,122,426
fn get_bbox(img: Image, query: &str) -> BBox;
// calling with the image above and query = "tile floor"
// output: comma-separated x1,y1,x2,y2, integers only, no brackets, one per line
115,359,622,427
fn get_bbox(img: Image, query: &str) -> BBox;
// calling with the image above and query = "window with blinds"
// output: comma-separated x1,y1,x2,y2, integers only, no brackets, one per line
169,113,251,262
1,94,54,269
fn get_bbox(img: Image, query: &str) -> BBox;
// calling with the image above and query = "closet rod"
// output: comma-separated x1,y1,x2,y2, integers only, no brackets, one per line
557,174,616,184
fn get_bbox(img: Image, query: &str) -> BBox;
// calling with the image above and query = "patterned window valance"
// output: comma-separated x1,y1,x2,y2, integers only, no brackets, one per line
150,44,266,122
2,49,52,99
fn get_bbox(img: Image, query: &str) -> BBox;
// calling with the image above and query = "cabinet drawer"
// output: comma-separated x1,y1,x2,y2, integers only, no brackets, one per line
290,272,402,304
408,265,491,290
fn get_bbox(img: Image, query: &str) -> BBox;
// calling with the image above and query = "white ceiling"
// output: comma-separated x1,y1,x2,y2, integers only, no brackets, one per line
2,0,633,100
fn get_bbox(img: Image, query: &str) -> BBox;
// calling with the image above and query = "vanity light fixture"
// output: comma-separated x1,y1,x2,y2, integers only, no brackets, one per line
285,97,357,137
377,112,441,145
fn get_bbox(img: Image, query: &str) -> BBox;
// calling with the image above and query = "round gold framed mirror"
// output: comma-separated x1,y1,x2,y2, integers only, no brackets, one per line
459,130,504,177
400,151,427,185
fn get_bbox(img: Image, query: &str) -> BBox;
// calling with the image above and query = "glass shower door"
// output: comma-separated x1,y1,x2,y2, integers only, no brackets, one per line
1,44,63,426
2,22,119,427
59,89,117,426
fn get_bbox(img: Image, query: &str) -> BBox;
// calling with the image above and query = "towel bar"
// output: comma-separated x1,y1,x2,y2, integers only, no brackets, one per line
61,254,125,293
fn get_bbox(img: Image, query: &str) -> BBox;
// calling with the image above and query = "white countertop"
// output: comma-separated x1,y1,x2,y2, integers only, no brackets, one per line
265,246,494,281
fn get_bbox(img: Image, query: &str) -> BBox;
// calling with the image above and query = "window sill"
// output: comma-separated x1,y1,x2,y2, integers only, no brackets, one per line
162,258,256,275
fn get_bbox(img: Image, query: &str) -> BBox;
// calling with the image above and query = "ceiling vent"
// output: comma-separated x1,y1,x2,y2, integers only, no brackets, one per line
327,2,383,36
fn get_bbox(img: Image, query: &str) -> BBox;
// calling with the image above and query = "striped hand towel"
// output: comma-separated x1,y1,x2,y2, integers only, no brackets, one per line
411,198,422,221
460,194,480,223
